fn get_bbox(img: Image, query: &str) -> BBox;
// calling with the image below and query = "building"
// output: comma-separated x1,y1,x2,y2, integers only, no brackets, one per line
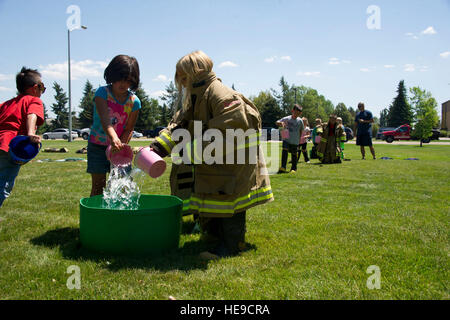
442,100,450,130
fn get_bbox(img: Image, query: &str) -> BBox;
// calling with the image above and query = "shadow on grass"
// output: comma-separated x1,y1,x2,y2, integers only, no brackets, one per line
30,226,219,272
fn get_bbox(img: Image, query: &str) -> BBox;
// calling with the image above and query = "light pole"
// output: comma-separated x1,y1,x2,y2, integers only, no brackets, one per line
67,25,87,142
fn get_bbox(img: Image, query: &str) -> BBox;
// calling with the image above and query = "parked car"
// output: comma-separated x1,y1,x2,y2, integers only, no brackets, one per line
145,126,166,138
42,128,78,140
376,127,396,140
72,129,82,137
132,131,143,138
80,128,90,140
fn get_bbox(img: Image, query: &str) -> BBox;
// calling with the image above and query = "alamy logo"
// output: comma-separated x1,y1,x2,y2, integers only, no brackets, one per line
168,121,280,175
66,265,81,290
66,5,82,31
366,5,381,30
366,265,381,290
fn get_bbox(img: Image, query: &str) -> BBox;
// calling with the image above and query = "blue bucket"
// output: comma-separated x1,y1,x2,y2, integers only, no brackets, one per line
9,135,42,165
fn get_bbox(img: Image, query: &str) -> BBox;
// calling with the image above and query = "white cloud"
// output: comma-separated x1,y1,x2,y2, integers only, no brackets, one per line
405,32,419,40
328,57,350,65
329,57,340,65
360,68,371,72
297,71,321,77
421,26,437,35
0,86,13,92
218,61,239,68
152,74,169,82
404,64,416,72
264,56,276,63
0,74,14,81
39,59,108,80
440,51,450,58
264,56,291,63
419,66,429,72
384,65,395,69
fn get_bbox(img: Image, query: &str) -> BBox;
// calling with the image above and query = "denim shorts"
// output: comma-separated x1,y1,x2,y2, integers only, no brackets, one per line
0,150,21,207
87,142,110,174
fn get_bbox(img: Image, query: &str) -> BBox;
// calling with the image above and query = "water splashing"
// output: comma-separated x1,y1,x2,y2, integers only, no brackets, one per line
102,165,143,210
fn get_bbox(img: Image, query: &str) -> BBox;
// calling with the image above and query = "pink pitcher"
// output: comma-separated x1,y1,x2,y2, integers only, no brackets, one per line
106,144,133,167
134,147,166,178
281,129,290,140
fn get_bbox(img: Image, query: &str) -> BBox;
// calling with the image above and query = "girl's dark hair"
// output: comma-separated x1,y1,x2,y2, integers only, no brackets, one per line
16,67,41,94
104,55,140,91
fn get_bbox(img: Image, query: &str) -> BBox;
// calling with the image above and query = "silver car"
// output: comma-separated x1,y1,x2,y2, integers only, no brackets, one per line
42,128,78,140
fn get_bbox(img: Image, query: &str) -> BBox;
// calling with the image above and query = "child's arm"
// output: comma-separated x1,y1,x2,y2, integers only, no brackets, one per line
26,114,41,144
95,96,123,150
120,110,139,144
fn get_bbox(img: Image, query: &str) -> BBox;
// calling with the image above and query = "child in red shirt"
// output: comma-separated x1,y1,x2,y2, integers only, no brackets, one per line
0,67,45,207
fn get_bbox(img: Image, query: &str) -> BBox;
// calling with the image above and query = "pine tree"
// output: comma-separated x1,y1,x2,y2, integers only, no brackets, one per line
161,81,180,118
159,103,169,126
78,80,95,128
51,82,69,129
388,80,413,127
271,76,293,115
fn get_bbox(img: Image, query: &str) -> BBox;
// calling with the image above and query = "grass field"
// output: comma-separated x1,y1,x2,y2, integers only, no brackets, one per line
0,139,448,299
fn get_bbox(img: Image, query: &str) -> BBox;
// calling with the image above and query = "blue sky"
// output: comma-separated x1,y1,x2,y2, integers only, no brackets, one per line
0,0,449,120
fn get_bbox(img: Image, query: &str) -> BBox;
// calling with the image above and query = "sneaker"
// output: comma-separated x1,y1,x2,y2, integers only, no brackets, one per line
290,170,296,174
306,161,310,164
277,167,287,174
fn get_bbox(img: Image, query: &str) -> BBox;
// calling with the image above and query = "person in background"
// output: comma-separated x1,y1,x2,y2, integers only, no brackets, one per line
297,117,310,164
310,118,323,159
336,117,346,160
276,104,304,173
87,55,141,196
317,114,346,164
355,102,376,160
0,67,45,207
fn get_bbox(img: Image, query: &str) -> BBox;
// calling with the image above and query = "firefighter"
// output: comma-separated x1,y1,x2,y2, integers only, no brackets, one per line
317,114,347,164
150,51,274,260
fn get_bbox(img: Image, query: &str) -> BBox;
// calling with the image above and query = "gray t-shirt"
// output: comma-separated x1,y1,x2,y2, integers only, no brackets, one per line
278,116,304,145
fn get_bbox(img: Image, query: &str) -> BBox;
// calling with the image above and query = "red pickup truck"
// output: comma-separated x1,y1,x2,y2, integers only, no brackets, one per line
382,124,412,143
382,124,438,143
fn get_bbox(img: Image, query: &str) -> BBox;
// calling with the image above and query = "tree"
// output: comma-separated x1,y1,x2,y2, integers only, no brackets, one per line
159,103,169,126
161,81,180,118
78,80,95,129
388,80,413,127
134,83,159,132
50,82,69,129
37,103,51,134
271,76,295,115
251,91,283,127
334,102,352,127
409,87,439,147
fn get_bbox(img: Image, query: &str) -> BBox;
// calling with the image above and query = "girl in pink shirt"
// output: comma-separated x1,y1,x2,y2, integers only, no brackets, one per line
298,117,311,163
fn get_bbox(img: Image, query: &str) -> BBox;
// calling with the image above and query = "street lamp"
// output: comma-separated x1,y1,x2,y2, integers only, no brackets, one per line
67,25,87,142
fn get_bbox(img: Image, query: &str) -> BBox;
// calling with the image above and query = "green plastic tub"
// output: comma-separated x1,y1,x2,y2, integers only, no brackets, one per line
79,194,183,256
